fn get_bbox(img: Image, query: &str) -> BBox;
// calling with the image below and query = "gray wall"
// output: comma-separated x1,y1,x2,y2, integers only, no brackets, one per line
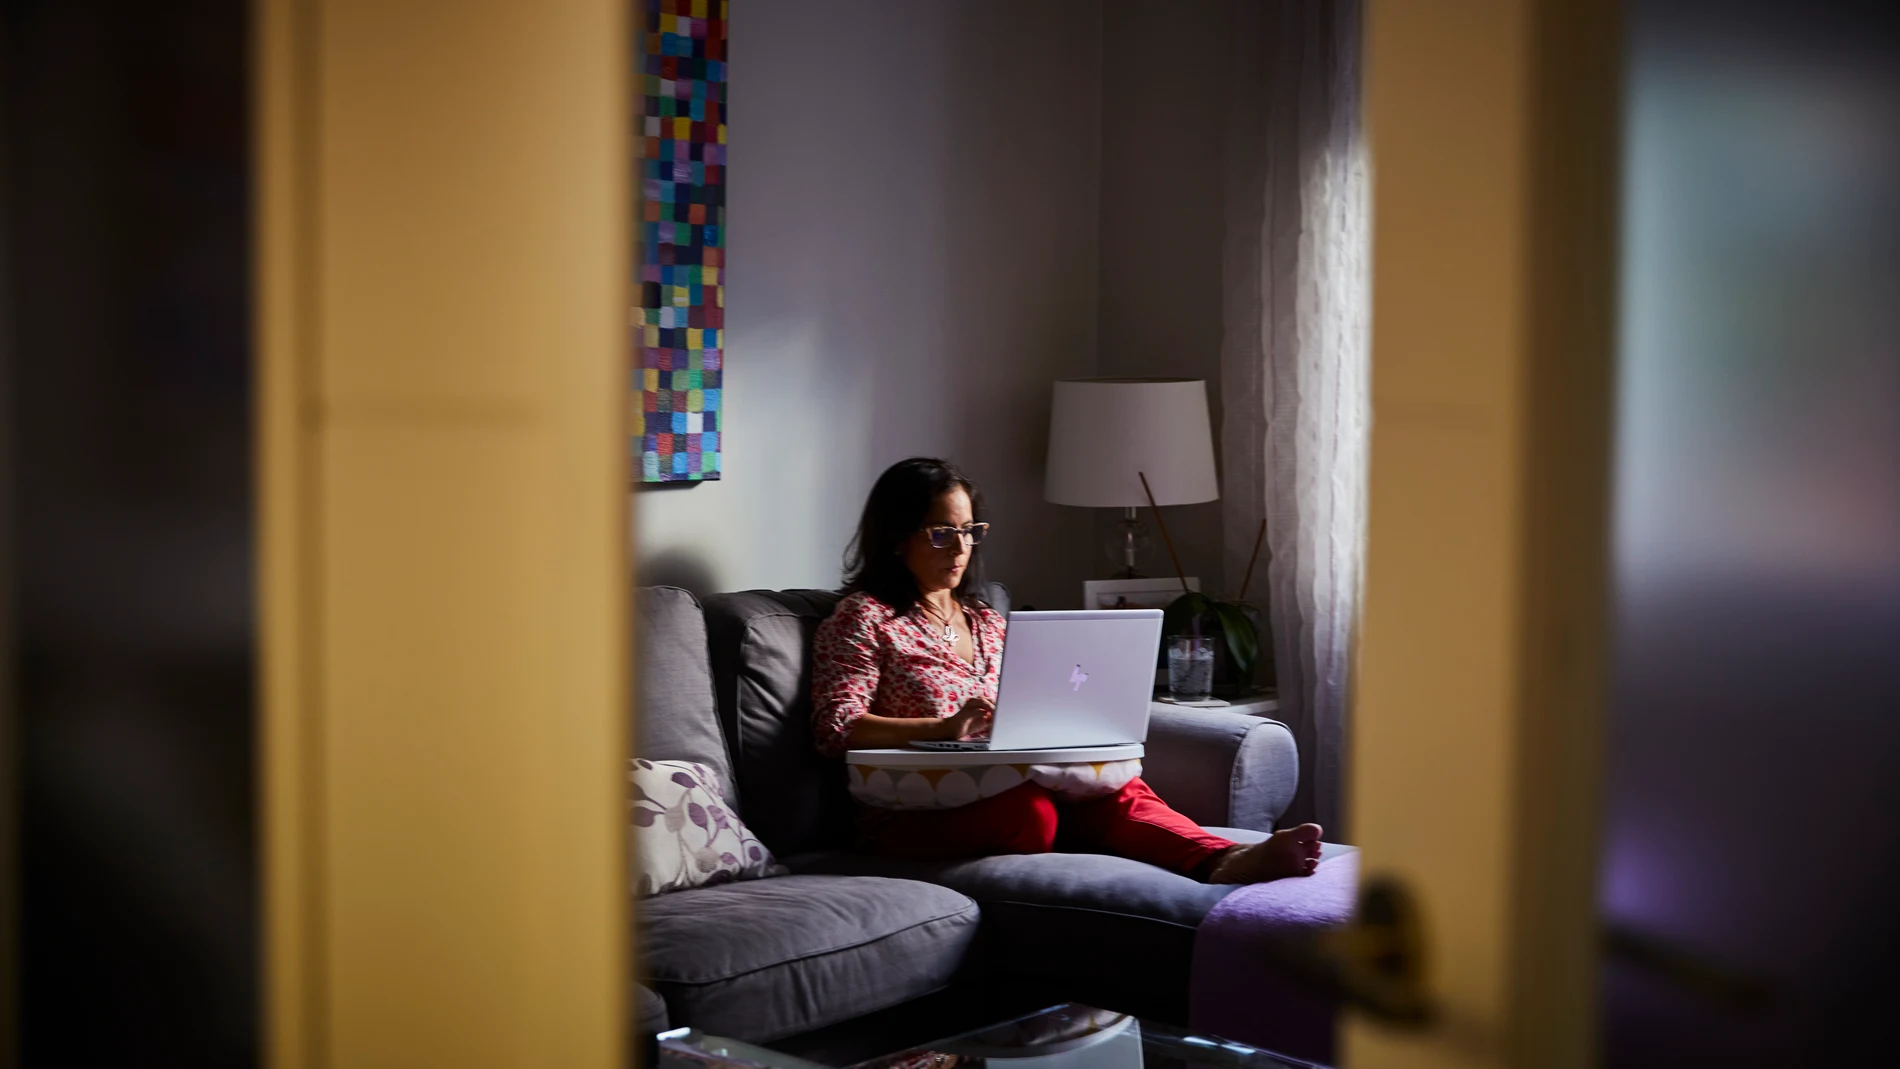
635,0,1104,610
1094,0,1234,595
636,0,1245,608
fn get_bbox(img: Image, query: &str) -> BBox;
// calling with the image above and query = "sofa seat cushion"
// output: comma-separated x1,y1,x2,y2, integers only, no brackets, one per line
785,849,1235,925
780,842,1349,1024
641,874,980,1043
781,849,1232,1022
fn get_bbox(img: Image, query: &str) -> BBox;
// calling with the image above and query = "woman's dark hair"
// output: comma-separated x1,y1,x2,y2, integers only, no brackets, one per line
843,457,989,612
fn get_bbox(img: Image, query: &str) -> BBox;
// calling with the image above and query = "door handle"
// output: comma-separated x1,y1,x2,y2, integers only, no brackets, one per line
1251,880,1773,1030
1319,875,1435,1024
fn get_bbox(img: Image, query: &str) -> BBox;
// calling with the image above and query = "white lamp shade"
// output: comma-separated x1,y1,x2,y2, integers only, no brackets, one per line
1044,378,1220,507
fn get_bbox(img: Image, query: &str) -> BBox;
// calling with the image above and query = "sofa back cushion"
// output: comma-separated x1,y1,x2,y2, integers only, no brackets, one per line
703,589,853,856
634,586,737,807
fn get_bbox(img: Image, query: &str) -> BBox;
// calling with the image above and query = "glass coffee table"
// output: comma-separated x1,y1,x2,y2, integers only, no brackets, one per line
658,1003,1329,1069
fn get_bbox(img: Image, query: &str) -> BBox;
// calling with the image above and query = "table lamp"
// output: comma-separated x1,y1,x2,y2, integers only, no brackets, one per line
1044,378,1220,577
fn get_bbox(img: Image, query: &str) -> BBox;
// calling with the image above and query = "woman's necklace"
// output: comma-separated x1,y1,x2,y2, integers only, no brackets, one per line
920,599,960,645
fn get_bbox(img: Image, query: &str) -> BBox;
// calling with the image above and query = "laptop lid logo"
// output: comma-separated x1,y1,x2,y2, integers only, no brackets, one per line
1069,665,1089,691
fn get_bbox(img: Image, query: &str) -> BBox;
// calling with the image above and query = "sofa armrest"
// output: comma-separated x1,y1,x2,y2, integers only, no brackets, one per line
1143,708,1299,834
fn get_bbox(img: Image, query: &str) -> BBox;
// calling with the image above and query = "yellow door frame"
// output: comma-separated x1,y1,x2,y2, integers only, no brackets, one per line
1352,1,1619,1066
257,2,631,1064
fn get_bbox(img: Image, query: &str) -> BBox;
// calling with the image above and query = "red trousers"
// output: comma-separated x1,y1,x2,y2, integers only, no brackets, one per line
862,777,1236,878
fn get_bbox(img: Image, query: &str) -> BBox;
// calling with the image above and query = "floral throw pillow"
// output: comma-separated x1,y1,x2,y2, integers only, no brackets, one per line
629,759,782,897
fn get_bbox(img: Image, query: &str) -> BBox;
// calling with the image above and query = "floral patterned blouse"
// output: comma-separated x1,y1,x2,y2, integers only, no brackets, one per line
810,591,1007,757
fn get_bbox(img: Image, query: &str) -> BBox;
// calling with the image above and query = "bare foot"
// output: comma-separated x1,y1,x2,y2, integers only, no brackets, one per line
1205,823,1324,884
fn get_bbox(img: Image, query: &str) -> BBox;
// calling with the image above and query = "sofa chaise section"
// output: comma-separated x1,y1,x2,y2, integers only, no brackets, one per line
697,586,1307,1024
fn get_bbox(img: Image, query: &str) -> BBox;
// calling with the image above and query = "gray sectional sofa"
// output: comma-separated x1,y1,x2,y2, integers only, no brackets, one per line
632,584,1304,1046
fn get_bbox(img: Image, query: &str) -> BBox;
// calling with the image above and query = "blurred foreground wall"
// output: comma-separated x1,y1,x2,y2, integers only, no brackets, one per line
2,1,257,1064
1603,1,1900,1063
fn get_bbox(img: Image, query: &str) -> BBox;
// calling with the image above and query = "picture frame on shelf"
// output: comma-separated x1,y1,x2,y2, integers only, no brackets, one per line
1082,577,1199,612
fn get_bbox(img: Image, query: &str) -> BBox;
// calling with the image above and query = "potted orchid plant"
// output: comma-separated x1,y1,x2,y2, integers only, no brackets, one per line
1162,589,1264,695
1139,471,1272,695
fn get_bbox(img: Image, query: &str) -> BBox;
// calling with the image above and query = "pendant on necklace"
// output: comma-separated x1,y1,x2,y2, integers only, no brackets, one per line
942,622,956,644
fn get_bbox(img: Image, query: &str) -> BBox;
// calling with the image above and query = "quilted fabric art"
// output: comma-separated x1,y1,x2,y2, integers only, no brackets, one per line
846,759,1143,812
634,0,727,482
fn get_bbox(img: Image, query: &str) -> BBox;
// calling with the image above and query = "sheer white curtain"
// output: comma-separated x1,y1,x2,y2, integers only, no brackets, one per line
1220,0,1367,834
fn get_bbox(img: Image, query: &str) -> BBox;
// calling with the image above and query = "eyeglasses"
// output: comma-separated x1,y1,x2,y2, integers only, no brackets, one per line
921,522,990,549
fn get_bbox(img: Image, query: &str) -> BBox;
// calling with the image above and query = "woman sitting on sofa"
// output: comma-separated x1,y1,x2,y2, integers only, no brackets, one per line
811,456,1322,883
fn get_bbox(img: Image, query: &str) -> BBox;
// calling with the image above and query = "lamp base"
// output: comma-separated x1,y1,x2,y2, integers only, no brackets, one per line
1103,507,1153,577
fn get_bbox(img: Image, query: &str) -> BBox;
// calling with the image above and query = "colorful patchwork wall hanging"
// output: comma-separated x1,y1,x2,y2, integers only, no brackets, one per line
634,0,727,482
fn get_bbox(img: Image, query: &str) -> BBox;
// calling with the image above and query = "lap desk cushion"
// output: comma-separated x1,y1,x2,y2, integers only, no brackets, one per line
845,745,1145,810
640,874,980,1043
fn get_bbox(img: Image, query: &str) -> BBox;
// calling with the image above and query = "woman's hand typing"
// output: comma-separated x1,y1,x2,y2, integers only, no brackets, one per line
840,697,994,750
938,697,995,741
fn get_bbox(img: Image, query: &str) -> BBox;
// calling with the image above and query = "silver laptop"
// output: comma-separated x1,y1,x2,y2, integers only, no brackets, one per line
910,609,1162,752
